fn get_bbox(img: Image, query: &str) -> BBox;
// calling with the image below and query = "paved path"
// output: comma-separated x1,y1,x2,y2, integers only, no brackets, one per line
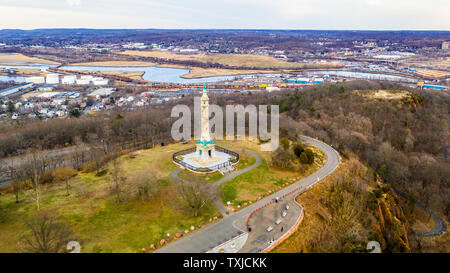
155,136,341,253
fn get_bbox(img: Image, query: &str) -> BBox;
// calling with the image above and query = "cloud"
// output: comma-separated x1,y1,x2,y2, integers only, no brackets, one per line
0,0,448,30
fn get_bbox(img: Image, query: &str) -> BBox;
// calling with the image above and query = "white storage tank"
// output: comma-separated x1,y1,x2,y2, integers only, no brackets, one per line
76,78,90,85
26,76,45,84
92,77,109,86
62,75,76,85
46,73,59,84
80,75,93,81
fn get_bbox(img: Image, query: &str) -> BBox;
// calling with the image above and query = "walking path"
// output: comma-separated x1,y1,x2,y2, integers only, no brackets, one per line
156,136,341,253
393,188,447,237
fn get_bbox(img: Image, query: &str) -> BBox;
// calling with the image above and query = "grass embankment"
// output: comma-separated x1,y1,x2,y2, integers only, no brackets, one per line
271,157,412,253
67,61,157,67
0,142,219,253
0,53,59,65
160,65,279,79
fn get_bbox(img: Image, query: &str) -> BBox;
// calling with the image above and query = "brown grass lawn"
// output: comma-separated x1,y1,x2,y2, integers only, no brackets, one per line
118,50,330,69
0,53,59,65
67,61,157,67
0,139,325,253
0,142,219,253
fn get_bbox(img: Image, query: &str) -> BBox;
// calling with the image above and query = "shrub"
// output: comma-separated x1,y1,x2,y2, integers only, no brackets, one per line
280,137,290,150
293,143,305,158
299,152,309,164
305,149,315,164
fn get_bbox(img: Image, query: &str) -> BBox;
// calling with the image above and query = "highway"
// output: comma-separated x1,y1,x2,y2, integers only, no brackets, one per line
155,136,341,253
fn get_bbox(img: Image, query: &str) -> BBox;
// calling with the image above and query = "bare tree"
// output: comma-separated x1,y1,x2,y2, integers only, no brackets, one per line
23,150,47,211
110,155,125,202
20,212,74,253
53,168,78,196
9,159,24,204
129,169,158,201
71,137,88,171
179,183,209,217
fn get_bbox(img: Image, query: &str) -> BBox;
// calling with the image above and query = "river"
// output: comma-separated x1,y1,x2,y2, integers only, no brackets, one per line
1,63,417,84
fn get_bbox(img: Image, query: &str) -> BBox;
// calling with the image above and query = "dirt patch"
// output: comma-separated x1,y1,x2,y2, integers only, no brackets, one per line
359,90,410,100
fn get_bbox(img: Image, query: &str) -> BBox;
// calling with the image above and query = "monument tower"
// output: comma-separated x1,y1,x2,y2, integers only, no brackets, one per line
196,83,216,161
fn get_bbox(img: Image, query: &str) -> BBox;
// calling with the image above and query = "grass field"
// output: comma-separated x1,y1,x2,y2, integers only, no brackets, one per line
171,66,279,79
99,70,145,81
0,142,219,253
415,69,450,79
67,61,157,67
0,53,59,65
0,139,325,253
119,50,332,70
0,68,46,77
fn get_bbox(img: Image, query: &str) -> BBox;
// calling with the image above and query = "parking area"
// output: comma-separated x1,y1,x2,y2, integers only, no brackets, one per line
239,195,303,253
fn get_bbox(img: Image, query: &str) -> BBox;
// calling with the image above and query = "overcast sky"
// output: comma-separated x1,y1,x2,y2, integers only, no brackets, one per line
1,0,449,30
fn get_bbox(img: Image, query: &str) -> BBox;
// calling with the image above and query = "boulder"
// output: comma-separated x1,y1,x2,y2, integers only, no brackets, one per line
141,248,147,253
175,232,183,238
150,244,156,250
159,239,166,246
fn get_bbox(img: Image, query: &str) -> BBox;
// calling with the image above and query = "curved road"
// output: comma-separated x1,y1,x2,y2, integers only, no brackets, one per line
155,136,341,253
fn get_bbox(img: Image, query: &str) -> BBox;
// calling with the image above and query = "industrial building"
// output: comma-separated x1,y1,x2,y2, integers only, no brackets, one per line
25,76,45,84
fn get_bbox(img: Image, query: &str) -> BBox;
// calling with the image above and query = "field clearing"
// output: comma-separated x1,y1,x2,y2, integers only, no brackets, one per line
179,67,279,79
118,50,332,69
99,70,145,81
0,53,59,65
402,57,450,69
0,142,219,253
415,69,450,79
